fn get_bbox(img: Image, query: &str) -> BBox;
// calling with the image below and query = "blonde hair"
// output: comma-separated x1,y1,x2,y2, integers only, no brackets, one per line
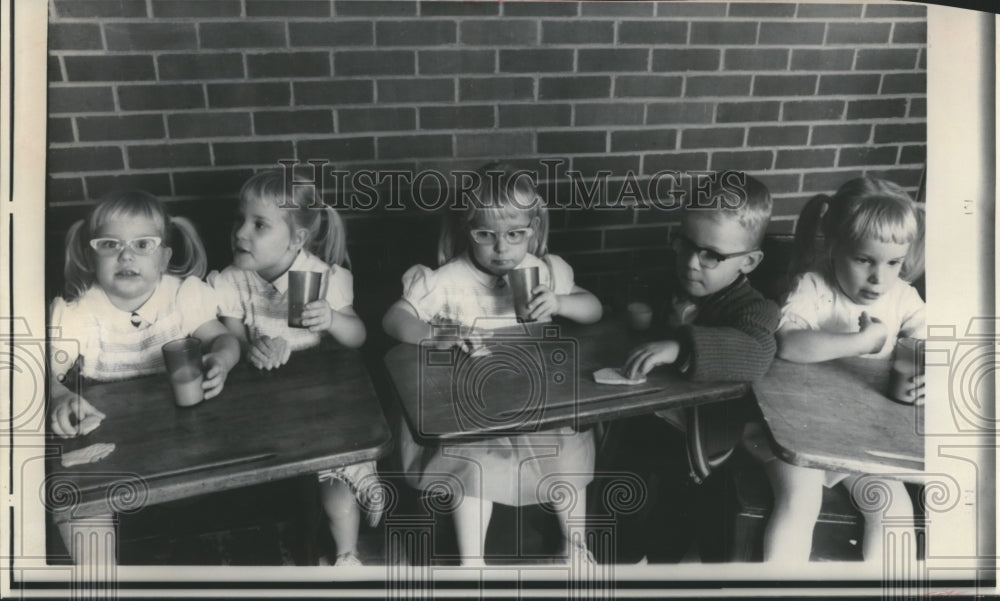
688,172,773,247
62,190,207,301
239,170,350,268
794,176,923,281
437,161,550,265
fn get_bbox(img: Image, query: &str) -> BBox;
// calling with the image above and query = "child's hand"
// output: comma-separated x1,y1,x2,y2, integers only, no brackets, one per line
50,394,106,438
201,352,233,399
623,340,681,380
858,311,888,354
249,335,291,371
909,374,925,406
301,300,333,333
431,325,493,355
527,285,560,321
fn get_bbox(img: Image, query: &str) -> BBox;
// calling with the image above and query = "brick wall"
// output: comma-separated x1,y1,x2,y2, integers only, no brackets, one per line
46,0,926,313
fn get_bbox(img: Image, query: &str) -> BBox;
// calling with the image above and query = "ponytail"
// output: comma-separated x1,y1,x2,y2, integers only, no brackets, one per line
789,194,830,277
901,202,925,282
62,219,92,301
166,216,208,279
310,206,351,269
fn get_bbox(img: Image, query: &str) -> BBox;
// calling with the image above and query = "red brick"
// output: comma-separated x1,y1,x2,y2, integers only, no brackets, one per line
129,143,211,169
118,84,205,110
838,146,899,167
918,48,926,69
818,74,881,95
77,115,165,141
53,0,147,18
729,3,796,17
863,168,922,188
900,145,926,165
63,55,155,82
294,81,373,105
208,83,291,108
873,123,925,144
710,151,774,171
500,49,574,73
542,21,614,45
255,109,334,135
605,225,671,249
882,73,926,94
290,22,373,47
46,176,85,204
212,141,294,166
461,20,539,46
564,204,634,228
246,0,330,16
796,3,861,18
49,23,103,50
758,22,825,45
615,75,683,98
681,128,744,149
790,49,855,71
685,75,752,97
856,49,919,71
647,102,714,124
770,197,811,219
783,100,844,121
562,251,632,274
775,148,836,169
651,49,721,72
378,135,453,160
377,78,455,103
423,105,495,129
865,4,926,17
909,98,926,118
200,22,287,49
105,23,197,51
892,22,927,44
716,101,781,123
579,49,649,72
248,52,331,78
575,104,645,126
152,1,241,18
48,146,123,173
811,124,871,145
48,118,75,144
504,2,578,17
460,77,534,101
336,51,415,76
422,1,499,16
827,23,891,45
297,137,376,162
49,56,63,83
584,2,653,16
657,2,727,17
753,75,817,97
846,99,907,120
339,108,416,133
48,86,115,113
418,49,495,75
336,1,416,16
456,132,534,158
158,53,244,80
539,76,611,100
377,20,457,46
747,126,809,147
612,129,677,152
643,152,709,175
172,168,254,197
802,170,864,192
690,22,758,45
617,21,688,44
538,131,606,154
753,173,801,196
548,230,602,252
724,49,789,71
169,113,251,138
499,104,571,128
87,173,172,199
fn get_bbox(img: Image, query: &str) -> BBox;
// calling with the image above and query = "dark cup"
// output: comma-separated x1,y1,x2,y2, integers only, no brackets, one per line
162,337,204,407
889,337,925,404
509,266,540,322
288,270,324,327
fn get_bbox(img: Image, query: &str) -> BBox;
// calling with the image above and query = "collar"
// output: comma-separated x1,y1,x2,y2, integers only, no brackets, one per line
96,276,170,326
675,273,748,306
269,250,310,295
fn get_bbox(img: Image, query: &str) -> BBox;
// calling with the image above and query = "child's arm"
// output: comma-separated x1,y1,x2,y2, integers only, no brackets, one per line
383,300,490,353
301,301,366,348
49,374,106,438
528,284,603,324
192,320,241,399
776,311,888,363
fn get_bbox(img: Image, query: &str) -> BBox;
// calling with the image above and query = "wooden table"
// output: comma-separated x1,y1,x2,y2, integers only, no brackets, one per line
48,347,392,556
384,318,749,442
751,357,924,477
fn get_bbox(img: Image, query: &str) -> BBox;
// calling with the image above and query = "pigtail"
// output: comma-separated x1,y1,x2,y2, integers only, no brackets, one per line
529,198,550,258
790,194,830,277
62,219,92,301
436,211,464,266
166,216,208,279
901,202,925,282
312,206,351,269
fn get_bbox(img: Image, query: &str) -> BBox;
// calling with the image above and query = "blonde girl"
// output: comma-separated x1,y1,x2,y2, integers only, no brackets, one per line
383,162,604,566
746,177,925,566
49,190,239,437
207,170,370,566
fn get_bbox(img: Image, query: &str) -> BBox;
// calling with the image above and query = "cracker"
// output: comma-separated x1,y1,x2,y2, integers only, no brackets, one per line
61,443,116,468
593,367,646,385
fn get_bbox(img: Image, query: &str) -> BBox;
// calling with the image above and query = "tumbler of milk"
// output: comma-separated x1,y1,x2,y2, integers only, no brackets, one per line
162,337,204,407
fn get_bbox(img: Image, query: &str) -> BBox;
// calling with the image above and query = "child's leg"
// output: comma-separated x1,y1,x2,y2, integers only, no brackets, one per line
452,495,493,566
554,486,589,559
843,475,915,566
320,479,361,558
762,461,826,563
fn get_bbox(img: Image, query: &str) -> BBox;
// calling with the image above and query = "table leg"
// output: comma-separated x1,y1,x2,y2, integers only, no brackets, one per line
55,513,118,593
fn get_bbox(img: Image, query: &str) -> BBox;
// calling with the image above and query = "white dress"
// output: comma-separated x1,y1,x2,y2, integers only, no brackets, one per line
397,252,596,506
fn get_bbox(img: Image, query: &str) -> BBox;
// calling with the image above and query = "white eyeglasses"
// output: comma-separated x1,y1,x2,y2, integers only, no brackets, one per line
89,236,163,256
469,228,533,246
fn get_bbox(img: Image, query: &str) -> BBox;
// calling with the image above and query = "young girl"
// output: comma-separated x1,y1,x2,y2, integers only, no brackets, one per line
746,177,925,566
382,162,604,566
49,190,240,437
207,170,370,566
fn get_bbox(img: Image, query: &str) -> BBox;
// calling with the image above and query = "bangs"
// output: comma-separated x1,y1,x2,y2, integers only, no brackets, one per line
90,191,167,236
842,196,918,246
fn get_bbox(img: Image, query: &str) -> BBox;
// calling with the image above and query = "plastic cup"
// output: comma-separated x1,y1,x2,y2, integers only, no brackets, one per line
288,270,324,327
509,266,540,322
889,337,924,404
162,337,204,408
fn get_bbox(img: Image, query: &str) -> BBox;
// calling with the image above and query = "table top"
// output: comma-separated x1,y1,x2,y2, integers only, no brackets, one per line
383,318,749,442
751,357,924,477
49,346,392,519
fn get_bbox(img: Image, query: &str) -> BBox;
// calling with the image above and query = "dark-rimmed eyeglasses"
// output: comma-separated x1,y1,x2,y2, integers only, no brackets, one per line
671,234,756,269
